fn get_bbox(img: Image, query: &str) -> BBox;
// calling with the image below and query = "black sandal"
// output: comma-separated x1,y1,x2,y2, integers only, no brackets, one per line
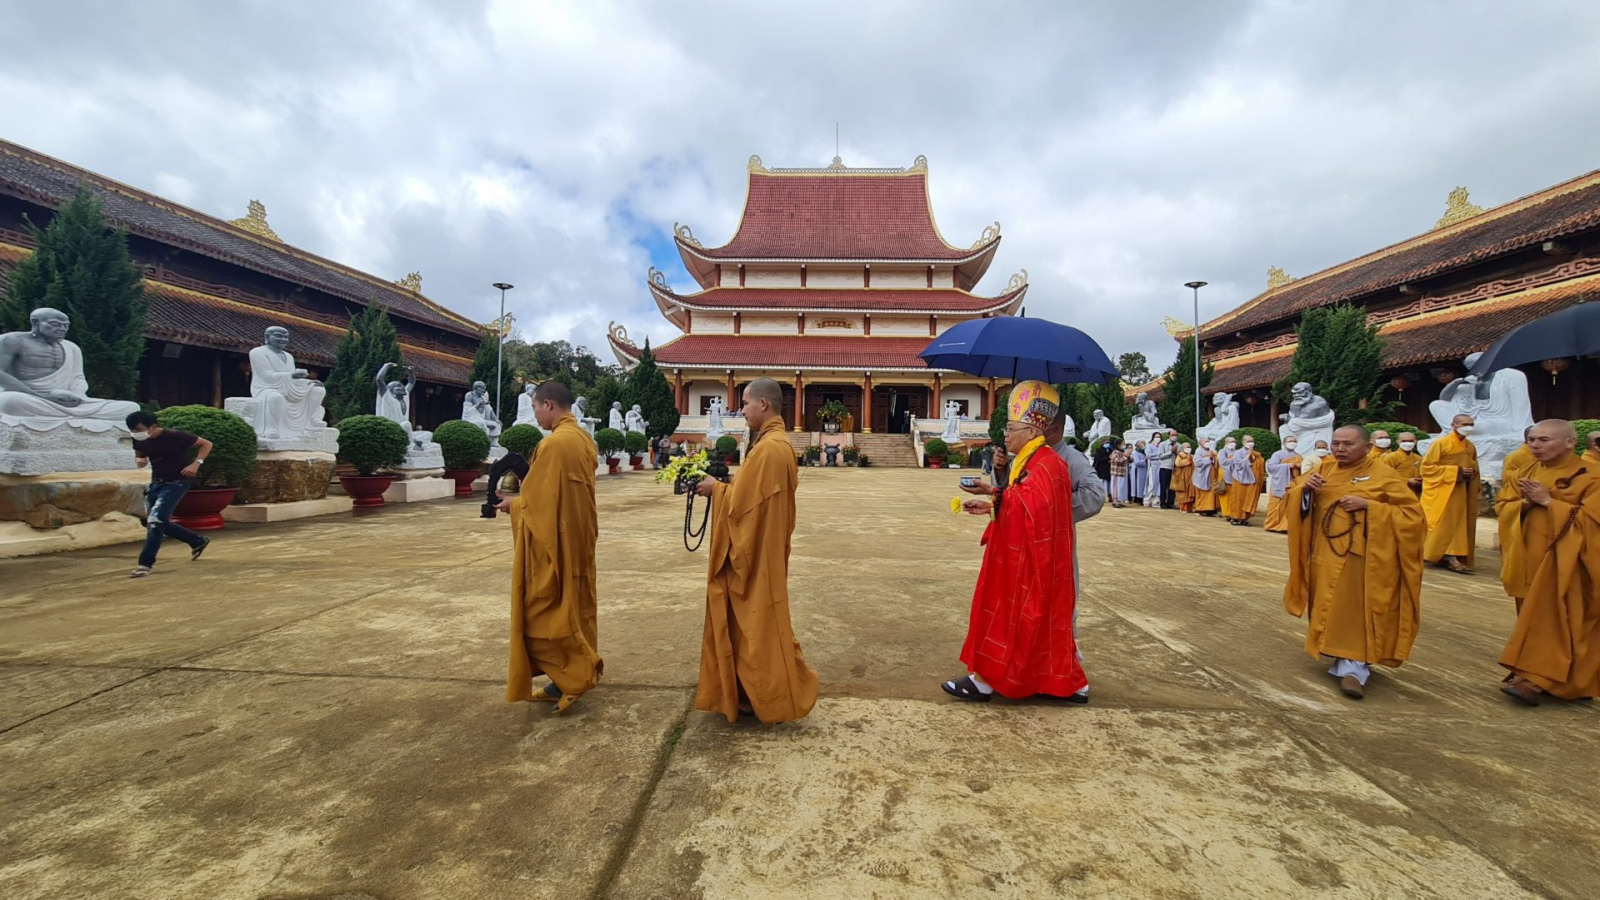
941,675,992,702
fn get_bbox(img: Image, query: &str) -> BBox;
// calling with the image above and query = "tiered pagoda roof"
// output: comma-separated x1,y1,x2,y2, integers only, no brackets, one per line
607,325,940,372
673,155,1002,290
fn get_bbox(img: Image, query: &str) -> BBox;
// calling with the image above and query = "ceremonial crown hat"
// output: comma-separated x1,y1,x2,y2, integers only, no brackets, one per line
1007,380,1059,429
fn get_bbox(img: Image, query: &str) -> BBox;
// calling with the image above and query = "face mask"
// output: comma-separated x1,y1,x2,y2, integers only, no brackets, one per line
1182,446,1192,454
1456,425,1476,437
1314,448,1330,457
1225,442,1236,449
1243,442,1255,450
1284,441,1297,451
130,431,151,441
1399,441,1416,451
1374,438,1391,449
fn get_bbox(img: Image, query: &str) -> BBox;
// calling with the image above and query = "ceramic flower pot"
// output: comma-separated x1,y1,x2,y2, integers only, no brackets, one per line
172,487,238,531
339,475,395,509
444,468,480,497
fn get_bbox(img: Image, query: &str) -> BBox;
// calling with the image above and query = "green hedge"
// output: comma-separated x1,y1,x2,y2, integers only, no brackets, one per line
434,419,491,470
1226,427,1280,457
1571,418,1600,449
595,427,625,456
336,415,409,476
1363,421,1430,439
501,424,543,458
155,405,257,489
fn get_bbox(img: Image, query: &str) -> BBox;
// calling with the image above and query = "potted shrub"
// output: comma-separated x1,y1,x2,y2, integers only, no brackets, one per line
858,452,871,468
158,405,257,531
336,415,410,507
501,424,543,460
714,434,739,465
803,445,821,466
843,446,860,467
595,427,625,474
434,419,492,496
625,430,649,470
924,438,948,469
817,399,849,434
947,442,964,469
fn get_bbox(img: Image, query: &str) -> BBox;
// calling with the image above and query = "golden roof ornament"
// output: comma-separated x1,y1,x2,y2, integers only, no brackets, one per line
395,271,422,292
1163,315,1192,338
647,267,668,289
1435,186,1484,229
229,200,280,241
1267,266,1295,289
1004,269,1029,293
747,155,767,174
908,155,929,174
609,321,635,349
972,222,1001,249
673,223,701,248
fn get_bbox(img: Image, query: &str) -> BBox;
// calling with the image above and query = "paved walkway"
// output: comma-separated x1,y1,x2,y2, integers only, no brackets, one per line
1,469,1595,899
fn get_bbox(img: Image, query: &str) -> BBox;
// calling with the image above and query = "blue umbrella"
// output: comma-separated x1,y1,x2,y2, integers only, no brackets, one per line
919,316,1118,384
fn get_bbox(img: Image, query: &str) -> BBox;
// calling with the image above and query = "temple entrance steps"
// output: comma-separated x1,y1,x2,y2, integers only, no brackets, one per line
785,432,814,456
852,433,919,468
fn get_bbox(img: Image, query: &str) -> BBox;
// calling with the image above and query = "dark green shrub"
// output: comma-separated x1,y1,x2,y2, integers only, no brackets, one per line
336,415,409,476
595,427,625,456
715,435,738,456
434,419,491,470
857,453,872,467
1363,421,1430,439
1226,427,1280,457
501,424,543,458
155,405,257,489
804,445,821,460
624,430,649,455
923,438,949,459
1572,419,1600,449
843,446,860,461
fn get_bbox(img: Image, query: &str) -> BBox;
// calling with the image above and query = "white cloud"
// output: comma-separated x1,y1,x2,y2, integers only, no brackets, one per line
2,0,1598,373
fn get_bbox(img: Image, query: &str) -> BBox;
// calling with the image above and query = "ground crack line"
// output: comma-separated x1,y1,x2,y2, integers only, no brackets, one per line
589,692,696,900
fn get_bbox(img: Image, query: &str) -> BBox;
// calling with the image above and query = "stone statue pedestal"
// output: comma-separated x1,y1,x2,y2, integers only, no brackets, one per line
0,415,136,476
397,442,445,472
223,398,339,454
0,469,149,558
1122,428,1165,448
236,450,337,504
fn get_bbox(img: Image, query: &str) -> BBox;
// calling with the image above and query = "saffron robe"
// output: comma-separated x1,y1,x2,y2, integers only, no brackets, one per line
1421,432,1480,565
1496,455,1600,698
1284,458,1424,667
1263,450,1302,533
960,442,1086,698
1501,444,1536,485
1224,449,1266,522
697,416,818,723
1584,448,1600,466
1172,452,1195,509
1380,448,1423,490
1193,450,1219,513
507,414,601,701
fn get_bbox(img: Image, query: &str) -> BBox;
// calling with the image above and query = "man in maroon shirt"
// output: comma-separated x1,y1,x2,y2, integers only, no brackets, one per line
125,410,213,577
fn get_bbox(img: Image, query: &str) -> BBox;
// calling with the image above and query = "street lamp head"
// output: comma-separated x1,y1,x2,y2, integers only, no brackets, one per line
492,282,514,291
1184,281,1208,290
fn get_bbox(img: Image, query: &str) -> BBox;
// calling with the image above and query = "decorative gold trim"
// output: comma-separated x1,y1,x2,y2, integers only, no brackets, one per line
748,155,767,173
229,200,280,241
673,223,701,248
1435,186,1485,229
757,155,932,176
609,321,635,350
909,155,929,174
395,271,422,292
1163,316,1192,338
972,222,1001,249
1005,270,1028,293
1266,266,1295,289
648,266,668,289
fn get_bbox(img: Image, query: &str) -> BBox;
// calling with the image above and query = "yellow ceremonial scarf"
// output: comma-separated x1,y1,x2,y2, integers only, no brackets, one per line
1009,436,1047,486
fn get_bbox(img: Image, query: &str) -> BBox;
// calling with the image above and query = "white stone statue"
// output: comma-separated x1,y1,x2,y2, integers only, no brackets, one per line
625,403,647,434
246,326,326,440
1085,408,1113,442
608,400,626,432
0,307,140,423
1197,392,1241,443
374,362,442,470
572,395,599,438
707,396,726,442
0,307,143,475
1060,414,1076,441
461,380,502,443
940,399,962,443
1130,392,1164,431
1277,382,1336,452
514,384,538,428
1425,352,1535,480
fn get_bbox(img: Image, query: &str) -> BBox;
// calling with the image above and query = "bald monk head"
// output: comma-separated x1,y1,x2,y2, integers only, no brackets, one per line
1397,431,1417,449
1370,429,1390,448
1330,425,1370,467
1588,430,1600,455
1525,419,1577,464
741,377,784,428
531,380,572,430
1452,414,1475,436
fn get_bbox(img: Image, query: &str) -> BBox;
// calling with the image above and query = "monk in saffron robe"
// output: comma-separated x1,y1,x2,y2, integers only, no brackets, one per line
1380,431,1424,494
1172,443,1196,512
502,381,601,713
1192,440,1221,516
1223,437,1267,526
943,380,1085,702
1496,420,1600,704
1422,414,1480,574
1584,430,1600,465
1367,429,1391,463
693,378,817,723
1263,438,1302,533
1284,425,1424,699
1501,426,1536,485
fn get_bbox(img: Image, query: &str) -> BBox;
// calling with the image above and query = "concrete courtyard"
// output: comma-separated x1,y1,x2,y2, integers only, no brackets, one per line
1,468,1596,899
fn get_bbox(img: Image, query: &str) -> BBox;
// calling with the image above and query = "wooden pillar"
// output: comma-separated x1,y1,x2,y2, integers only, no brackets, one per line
864,265,871,287
725,370,736,409
733,312,741,335
798,313,805,335
863,314,871,336
932,373,943,415
1268,395,1279,428
861,373,873,433
738,264,745,287
793,371,805,432
674,370,685,415
985,376,996,418
210,354,222,407
928,315,936,337
801,265,807,288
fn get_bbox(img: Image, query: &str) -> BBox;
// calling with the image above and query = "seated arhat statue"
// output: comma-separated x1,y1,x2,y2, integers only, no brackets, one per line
374,363,433,447
1197,392,1241,443
1428,352,1534,440
1130,392,1163,431
0,307,140,424
461,380,502,441
1084,408,1113,442
246,326,327,440
1277,382,1336,450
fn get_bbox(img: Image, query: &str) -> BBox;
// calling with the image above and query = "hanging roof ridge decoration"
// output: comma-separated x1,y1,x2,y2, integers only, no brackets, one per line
229,200,280,241
1267,266,1296,289
1435,186,1485,229
748,154,931,176
395,271,422,292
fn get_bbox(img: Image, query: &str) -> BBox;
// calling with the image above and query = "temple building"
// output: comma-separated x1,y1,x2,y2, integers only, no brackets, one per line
1145,172,1600,428
0,138,483,429
607,155,1026,438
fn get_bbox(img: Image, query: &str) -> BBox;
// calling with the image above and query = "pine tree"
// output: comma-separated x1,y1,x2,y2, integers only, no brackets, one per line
1287,304,1394,425
1116,352,1152,385
323,304,404,423
469,330,518,428
1,186,147,399
988,387,1009,443
1158,336,1213,438
622,340,679,438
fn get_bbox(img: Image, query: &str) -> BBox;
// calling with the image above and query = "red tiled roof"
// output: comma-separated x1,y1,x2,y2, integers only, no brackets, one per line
0,139,484,337
652,283,1026,314
614,333,942,371
1199,171,1600,340
687,171,991,262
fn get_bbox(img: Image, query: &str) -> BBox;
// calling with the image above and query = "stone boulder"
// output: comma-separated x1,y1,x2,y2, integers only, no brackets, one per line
0,471,147,528
235,451,336,505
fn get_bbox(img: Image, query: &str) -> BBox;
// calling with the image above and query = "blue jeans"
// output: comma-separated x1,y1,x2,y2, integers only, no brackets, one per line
139,479,204,568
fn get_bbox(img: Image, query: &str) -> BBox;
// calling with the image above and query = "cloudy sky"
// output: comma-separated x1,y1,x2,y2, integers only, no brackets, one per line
4,1,1599,371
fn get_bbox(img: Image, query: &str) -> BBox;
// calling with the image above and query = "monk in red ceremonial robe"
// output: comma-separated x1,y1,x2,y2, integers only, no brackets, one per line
942,380,1086,703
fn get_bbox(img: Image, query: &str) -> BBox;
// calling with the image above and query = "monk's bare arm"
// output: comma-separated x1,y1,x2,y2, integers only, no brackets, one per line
0,333,31,393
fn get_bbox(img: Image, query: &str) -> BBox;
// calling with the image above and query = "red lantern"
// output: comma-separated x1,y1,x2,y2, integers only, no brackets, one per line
1435,368,1458,385
1541,357,1570,383
1390,374,1411,392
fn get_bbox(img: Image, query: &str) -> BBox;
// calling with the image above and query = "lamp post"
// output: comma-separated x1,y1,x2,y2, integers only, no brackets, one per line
1184,281,1207,437
492,282,514,424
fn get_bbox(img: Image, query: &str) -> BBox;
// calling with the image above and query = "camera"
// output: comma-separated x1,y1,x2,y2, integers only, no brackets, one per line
959,476,979,489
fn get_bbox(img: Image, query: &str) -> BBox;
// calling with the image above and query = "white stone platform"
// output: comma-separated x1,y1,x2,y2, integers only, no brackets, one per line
223,398,339,453
0,512,145,558
399,441,444,471
221,496,354,524
0,415,136,476
383,477,454,503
